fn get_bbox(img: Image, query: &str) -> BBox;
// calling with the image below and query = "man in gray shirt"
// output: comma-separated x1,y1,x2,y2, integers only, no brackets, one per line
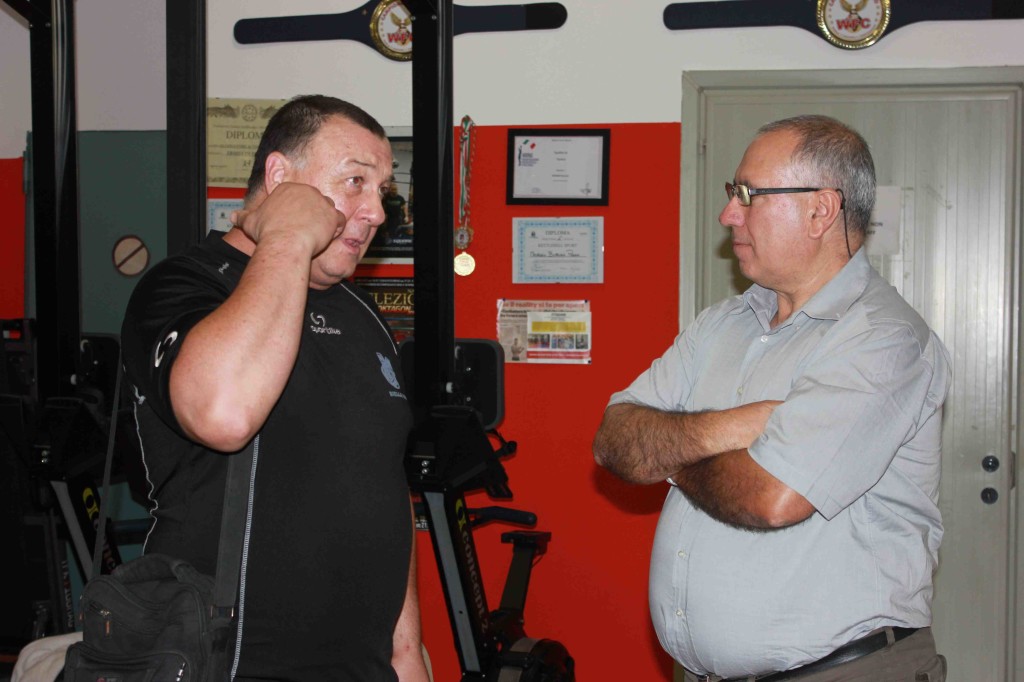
593,115,950,682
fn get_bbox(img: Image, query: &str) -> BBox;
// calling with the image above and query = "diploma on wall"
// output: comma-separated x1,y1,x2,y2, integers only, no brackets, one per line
512,217,604,284
206,97,288,188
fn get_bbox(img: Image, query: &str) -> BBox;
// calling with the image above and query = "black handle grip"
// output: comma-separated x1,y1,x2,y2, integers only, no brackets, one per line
471,505,537,527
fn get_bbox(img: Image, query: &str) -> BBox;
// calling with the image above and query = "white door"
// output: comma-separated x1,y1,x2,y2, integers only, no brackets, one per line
680,68,1023,681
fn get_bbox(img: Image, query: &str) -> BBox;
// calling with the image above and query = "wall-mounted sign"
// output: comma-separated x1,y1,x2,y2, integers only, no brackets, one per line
507,129,610,206
112,235,150,277
207,97,287,188
865,185,902,256
370,1,413,61
234,0,566,57
512,217,604,284
207,198,244,234
817,0,891,49
663,0,1023,50
497,299,591,364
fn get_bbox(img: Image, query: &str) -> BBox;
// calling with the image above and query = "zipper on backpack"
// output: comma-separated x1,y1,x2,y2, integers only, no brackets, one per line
99,608,112,636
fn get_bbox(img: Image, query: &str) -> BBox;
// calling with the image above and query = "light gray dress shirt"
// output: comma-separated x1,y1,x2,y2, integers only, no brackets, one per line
609,251,951,677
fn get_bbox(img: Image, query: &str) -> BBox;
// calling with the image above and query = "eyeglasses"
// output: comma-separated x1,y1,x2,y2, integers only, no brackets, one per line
724,182,853,258
725,182,823,207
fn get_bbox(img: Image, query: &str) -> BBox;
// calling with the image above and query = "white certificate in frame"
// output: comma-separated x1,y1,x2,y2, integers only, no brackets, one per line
512,217,604,284
507,129,610,205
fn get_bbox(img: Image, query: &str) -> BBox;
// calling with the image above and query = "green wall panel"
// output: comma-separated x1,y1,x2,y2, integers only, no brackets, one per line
78,131,167,335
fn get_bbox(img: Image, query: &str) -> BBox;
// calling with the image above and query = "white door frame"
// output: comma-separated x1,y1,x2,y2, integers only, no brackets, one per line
679,66,1024,680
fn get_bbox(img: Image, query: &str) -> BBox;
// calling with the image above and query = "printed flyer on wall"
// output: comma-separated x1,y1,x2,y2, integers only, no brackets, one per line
496,299,591,364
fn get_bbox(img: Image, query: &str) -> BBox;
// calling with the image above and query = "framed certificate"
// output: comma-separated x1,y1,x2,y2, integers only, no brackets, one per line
506,129,610,205
512,217,604,283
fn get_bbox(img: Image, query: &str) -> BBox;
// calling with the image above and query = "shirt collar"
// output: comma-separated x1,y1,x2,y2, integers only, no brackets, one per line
743,249,872,325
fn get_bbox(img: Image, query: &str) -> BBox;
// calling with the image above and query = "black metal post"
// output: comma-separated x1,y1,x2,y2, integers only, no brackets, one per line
166,0,207,255
409,0,457,412
6,0,83,401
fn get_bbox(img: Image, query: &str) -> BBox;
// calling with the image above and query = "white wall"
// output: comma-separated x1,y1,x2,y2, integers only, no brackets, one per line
2,1,1023,155
207,1,1024,127
1,5,31,158
0,0,165,158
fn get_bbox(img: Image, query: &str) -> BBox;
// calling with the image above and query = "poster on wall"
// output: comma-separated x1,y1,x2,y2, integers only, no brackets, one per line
355,276,414,343
496,299,591,364
364,134,414,263
207,97,288,188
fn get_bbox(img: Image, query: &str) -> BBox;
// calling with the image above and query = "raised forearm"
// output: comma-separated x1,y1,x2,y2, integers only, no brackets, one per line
169,234,312,451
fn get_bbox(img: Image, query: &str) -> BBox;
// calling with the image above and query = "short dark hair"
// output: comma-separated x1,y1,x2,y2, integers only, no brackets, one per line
244,95,388,201
757,115,876,235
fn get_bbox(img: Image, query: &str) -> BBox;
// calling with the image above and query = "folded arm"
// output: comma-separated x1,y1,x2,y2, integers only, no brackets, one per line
670,450,814,530
593,400,813,529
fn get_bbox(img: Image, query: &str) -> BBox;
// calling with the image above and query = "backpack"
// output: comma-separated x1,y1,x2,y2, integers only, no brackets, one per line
62,553,235,682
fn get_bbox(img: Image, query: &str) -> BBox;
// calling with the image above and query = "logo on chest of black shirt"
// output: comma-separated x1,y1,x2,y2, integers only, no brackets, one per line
309,312,342,335
377,352,407,399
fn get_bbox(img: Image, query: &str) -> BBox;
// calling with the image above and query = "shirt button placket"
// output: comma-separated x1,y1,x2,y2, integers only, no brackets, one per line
676,549,687,618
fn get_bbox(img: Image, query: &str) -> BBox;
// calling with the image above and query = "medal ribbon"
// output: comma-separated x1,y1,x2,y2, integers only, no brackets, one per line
458,115,475,238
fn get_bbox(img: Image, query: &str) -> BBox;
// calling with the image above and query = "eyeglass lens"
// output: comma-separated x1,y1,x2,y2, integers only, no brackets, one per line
725,182,750,206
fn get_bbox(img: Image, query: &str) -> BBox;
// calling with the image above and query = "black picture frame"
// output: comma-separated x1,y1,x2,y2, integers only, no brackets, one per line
506,128,610,206
365,134,414,263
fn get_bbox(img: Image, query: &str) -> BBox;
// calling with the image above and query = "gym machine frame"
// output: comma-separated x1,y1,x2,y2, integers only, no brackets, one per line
2,0,135,642
405,1,573,679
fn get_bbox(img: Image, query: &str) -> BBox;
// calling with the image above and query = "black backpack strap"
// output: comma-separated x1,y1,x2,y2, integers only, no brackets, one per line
213,434,257,617
92,354,125,579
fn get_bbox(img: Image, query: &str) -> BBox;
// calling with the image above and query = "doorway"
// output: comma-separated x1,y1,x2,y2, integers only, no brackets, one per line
680,67,1024,681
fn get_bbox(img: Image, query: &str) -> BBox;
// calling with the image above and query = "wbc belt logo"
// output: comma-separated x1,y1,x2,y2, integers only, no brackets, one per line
817,0,891,49
370,1,413,61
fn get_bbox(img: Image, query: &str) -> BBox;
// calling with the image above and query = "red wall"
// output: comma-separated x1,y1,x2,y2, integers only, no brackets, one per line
361,123,682,681
0,157,25,318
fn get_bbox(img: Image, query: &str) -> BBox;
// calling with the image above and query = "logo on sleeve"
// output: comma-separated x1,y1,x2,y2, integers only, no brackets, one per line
154,331,179,368
377,352,406,399
309,312,341,335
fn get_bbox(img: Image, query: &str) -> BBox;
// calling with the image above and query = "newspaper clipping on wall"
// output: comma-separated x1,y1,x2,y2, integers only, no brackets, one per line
497,299,591,364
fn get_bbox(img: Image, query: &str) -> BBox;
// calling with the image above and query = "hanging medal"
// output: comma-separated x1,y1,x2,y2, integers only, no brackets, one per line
454,115,476,277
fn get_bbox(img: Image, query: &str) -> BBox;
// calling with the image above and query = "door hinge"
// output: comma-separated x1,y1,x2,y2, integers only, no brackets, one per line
1011,450,1017,490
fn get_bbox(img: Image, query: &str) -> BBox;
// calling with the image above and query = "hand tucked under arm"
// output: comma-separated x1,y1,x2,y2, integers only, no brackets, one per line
592,400,781,484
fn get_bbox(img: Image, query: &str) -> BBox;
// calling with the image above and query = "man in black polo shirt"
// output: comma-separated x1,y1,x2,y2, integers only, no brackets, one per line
121,95,429,681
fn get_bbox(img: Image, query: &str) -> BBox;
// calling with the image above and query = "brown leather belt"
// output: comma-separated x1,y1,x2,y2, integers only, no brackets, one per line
712,627,920,682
